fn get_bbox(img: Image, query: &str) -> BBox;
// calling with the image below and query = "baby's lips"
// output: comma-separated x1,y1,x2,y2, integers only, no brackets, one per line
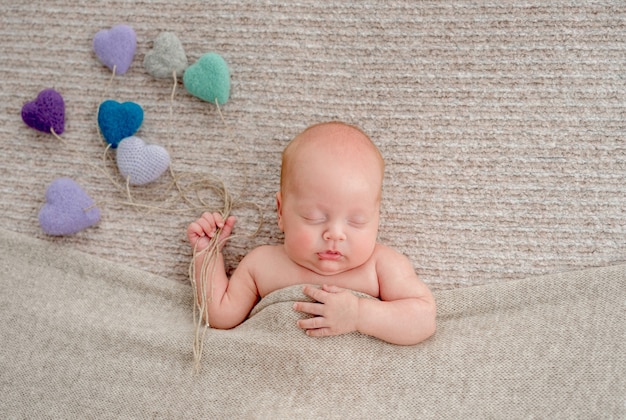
318,250,343,260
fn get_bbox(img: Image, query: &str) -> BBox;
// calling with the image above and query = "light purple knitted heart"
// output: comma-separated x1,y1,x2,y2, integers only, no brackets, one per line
39,178,101,236
93,24,137,75
116,136,170,185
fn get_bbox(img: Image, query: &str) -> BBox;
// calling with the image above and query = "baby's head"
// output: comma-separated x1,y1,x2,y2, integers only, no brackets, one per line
280,121,384,196
277,121,385,275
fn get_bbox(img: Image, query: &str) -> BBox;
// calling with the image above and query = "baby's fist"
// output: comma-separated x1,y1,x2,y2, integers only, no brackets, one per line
187,212,236,252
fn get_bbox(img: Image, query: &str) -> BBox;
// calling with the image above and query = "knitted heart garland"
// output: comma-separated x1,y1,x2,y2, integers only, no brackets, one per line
143,32,188,79
93,24,137,75
183,52,231,105
39,177,101,236
116,136,171,185
21,88,65,135
24,26,235,239
97,99,144,148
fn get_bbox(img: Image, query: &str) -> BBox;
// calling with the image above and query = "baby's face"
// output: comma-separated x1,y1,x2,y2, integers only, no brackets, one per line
277,126,382,276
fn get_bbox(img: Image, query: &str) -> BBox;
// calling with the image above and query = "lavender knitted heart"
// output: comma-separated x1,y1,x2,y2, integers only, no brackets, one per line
39,178,101,236
93,24,137,75
116,136,170,185
21,88,65,135
97,100,143,148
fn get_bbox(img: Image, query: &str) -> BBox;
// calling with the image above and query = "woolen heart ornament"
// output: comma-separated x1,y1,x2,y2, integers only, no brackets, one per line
143,32,188,79
116,136,171,185
21,88,65,135
39,177,101,236
97,100,144,148
93,24,137,75
183,52,231,105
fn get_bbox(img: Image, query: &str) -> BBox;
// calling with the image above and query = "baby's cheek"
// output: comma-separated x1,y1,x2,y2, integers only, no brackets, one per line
291,230,316,250
350,230,378,257
286,227,319,253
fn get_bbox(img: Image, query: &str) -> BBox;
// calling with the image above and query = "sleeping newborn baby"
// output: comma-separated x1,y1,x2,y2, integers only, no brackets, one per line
187,121,436,345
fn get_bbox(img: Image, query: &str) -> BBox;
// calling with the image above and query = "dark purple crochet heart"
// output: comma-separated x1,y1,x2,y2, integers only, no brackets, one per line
21,89,65,135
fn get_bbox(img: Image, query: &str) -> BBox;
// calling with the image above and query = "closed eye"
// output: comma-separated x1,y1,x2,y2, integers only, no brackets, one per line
302,216,325,224
348,219,369,228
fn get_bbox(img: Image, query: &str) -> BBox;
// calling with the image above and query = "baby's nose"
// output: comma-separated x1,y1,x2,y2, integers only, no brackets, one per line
323,226,346,241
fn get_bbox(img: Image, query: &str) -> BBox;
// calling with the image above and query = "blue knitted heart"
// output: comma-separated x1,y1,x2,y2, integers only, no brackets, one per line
97,100,143,148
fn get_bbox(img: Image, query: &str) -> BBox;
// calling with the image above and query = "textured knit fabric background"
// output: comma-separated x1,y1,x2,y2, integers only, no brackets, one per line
1,1,625,289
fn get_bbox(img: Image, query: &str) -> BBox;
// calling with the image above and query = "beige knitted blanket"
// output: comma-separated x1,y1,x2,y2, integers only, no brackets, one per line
1,228,623,418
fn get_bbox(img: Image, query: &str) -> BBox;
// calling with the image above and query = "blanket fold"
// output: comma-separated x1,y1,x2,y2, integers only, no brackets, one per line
1,228,624,418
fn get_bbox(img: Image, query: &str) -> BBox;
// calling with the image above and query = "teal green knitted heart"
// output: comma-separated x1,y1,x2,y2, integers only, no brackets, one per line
183,52,230,105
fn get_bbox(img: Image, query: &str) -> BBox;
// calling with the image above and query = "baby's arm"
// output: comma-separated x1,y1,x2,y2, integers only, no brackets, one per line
295,245,436,345
359,247,436,344
187,212,259,329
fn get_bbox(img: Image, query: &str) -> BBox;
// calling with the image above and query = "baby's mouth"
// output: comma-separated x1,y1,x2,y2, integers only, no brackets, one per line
318,250,343,261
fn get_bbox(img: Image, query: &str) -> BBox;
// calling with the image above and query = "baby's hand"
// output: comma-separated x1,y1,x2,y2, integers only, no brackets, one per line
187,212,236,252
293,285,359,337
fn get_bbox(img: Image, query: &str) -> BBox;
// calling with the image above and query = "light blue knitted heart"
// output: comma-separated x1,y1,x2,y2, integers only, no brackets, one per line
116,136,170,185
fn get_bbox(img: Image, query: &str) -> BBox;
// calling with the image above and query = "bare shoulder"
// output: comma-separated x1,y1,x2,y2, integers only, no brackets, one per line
372,243,415,269
236,244,286,278
229,245,283,294
236,244,296,298
240,244,283,263
372,243,432,301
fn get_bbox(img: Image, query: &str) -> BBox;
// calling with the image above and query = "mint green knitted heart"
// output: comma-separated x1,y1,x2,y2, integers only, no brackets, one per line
183,52,230,105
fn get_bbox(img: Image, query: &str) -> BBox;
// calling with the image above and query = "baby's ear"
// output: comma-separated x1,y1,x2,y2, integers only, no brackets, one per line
275,191,284,231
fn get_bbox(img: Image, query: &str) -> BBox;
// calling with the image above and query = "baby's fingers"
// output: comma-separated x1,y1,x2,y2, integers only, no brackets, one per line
218,216,236,239
187,222,211,250
210,212,225,228
293,301,324,316
199,212,225,237
186,221,203,242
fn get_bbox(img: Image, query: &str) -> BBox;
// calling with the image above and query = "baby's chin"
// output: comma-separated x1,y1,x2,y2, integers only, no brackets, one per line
301,259,362,277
